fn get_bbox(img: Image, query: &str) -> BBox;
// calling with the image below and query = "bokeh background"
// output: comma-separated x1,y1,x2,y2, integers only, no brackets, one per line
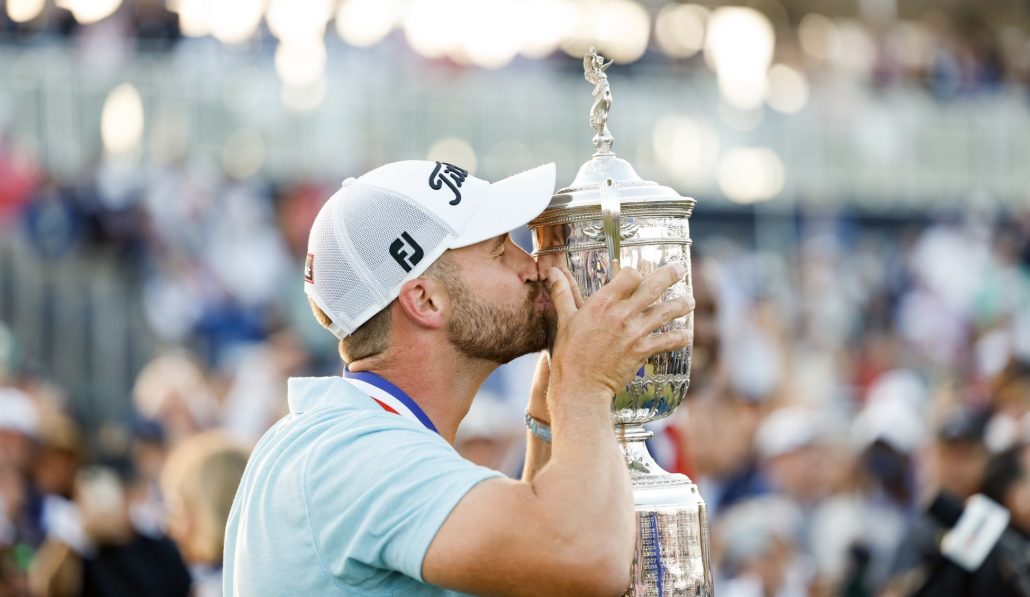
1,0,1029,595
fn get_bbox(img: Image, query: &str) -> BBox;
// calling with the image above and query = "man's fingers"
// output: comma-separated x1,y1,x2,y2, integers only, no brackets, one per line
531,351,551,390
547,267,578,324
638,327,693,357
568,269,586,309
601,266,644,299
626,262,687,312
636,295,695,336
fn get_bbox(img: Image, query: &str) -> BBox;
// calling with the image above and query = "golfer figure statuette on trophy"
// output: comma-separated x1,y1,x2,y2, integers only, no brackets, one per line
530,48,714,597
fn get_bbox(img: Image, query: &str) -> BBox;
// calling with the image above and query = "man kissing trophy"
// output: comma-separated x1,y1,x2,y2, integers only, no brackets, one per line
530,49,714,597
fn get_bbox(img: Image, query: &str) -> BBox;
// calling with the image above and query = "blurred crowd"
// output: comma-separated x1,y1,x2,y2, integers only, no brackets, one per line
0,376,250,596
3,90,1030,597
3,0,1030,98
654,208,1030,596
0,122,331,595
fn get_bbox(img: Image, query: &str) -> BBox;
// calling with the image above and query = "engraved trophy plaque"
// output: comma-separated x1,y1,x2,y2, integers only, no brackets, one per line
530,49,714,596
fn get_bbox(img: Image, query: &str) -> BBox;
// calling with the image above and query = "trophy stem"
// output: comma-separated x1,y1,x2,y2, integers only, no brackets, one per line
617,422,653,444
616,423,715,597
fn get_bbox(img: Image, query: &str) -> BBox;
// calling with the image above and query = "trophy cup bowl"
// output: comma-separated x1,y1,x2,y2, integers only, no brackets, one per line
529,49,714,597
532,176,695,426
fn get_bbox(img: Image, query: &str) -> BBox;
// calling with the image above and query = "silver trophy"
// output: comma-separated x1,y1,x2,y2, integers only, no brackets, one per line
530,49,713,597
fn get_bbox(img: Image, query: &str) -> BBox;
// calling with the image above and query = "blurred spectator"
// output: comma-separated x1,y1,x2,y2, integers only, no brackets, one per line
126,418,171,538
0,387,43,590
0,388,39,473
802,371,931,593
454,391,523,476
972,443,1030,597
160,431,247,596
883,414,1013,597
985,358,1030,452
652,254,765,513
217,331,308,445
982,444,1030,536
132,352,218,446
715,496,813,597
683,396,769,517
926,408,992,501
31,415,81,504
754,407,836,506
29,466,191,597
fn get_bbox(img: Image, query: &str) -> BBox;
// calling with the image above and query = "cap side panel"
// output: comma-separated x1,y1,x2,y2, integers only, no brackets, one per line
342,185,449,282
338,184,453,330
329,193,391,330
304,191,357,337
342,242,450,337
306,191,380,336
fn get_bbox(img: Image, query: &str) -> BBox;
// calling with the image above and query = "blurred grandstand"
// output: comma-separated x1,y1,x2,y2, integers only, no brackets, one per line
1,0,1029,595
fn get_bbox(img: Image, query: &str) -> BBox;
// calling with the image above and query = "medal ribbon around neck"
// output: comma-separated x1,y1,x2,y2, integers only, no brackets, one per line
342,370,439,435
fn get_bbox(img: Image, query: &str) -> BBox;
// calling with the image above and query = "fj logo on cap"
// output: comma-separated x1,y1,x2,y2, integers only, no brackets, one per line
428,162,468,205
389,232,424,273
304,253,315,283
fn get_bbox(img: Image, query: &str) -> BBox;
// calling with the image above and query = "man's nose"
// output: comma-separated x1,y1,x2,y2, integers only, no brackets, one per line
510,241,540,284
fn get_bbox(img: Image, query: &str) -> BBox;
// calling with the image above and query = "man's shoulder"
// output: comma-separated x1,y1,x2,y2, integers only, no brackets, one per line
253,392,425,463
227,378,497,597
286,375,372,415
250,377,447,475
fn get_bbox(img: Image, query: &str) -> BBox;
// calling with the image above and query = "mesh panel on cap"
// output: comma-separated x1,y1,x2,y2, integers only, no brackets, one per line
341,183,451,293
308,183,453,335
308,197,378,332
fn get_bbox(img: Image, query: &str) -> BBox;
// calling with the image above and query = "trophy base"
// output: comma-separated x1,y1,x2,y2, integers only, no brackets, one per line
620,424,714,597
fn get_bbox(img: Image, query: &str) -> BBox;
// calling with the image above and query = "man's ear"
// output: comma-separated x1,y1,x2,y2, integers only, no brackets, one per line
396,277,448,330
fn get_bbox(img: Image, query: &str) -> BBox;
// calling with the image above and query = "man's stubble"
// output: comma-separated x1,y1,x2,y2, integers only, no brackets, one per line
446,277,549,364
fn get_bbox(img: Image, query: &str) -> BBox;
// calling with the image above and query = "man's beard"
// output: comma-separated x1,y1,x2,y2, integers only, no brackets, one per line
446,278,549,364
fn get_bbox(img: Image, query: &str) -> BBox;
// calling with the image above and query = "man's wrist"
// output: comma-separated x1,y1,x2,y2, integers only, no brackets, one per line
547,377,613,410
548,366,614,401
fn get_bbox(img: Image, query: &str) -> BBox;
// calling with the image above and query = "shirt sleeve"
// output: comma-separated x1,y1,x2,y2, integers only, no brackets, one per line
302,411,504,584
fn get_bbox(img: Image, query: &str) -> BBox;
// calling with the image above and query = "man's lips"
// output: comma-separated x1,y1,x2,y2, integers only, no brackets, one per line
535,288,552,311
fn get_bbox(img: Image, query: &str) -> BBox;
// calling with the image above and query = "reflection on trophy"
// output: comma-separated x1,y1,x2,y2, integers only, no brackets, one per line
530,49,714,597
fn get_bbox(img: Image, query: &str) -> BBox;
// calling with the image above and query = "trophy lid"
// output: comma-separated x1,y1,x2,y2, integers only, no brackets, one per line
547,48,690,211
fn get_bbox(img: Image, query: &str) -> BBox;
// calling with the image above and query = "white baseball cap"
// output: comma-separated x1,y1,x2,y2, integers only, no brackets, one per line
305,160,556,339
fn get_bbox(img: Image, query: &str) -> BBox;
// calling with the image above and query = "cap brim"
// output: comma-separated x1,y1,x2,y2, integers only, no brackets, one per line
451,162,555,248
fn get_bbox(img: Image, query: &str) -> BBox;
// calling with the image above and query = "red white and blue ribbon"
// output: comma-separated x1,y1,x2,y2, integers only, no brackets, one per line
342,369,439,435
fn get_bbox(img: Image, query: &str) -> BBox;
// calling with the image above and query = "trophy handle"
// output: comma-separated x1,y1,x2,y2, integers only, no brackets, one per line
600,177,621,277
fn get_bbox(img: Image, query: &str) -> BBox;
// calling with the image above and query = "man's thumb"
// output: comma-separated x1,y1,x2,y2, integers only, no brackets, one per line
547,267,577,323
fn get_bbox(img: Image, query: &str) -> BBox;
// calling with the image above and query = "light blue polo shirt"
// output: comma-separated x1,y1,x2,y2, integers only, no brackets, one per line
223,376,503,596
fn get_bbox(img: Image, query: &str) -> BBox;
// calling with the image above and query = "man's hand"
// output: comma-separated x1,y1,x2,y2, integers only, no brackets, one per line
423,261,695,597
547,262,693,400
